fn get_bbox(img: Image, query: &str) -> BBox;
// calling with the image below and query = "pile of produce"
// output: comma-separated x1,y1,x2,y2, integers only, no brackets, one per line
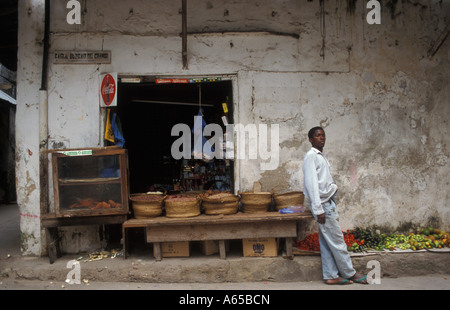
294,232,320,252
130,195,164,202
387,228,449,251
295,227,450,253
343,228,385,252
69,198,122,209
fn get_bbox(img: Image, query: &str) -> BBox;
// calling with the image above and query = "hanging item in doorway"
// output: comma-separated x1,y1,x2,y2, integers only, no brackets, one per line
111,113,125,147
221,96,230,126
104,109,115,143
104,109,126,147
192,84,214,161
222,102,228,114
192,109,214,161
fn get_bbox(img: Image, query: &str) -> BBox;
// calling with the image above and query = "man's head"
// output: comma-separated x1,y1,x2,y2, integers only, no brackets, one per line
308,126,326,151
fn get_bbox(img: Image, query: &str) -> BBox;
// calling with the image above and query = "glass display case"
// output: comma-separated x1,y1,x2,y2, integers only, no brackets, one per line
51,147,129,217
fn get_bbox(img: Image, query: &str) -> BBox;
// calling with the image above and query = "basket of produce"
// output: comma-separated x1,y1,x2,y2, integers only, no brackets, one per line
165,195,201,218
273,191,305,211
202,192,239,215
130,193,165,219
239,191,272,213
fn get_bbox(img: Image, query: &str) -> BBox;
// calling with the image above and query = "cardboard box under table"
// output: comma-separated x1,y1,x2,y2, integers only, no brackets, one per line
243,238,278,257
155,241,190,258
122,212,312,261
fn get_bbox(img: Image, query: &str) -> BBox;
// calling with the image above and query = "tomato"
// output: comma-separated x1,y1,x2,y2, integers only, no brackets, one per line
294,233,320,252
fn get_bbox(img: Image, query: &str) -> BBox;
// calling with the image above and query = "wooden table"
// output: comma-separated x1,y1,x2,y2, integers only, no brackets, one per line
41,214,127,264
122,212,313,260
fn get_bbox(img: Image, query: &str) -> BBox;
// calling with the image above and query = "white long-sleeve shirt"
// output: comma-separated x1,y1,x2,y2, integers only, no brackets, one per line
302,147,338,216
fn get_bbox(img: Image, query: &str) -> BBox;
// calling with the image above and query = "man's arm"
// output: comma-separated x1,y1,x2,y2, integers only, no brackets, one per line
303,153,325,218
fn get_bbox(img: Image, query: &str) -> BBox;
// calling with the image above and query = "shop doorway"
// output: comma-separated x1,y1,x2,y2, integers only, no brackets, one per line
115,77,235,195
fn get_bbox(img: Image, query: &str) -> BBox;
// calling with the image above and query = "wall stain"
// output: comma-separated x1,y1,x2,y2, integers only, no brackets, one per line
346,0,358,15
260,163,290,193
385,0,399,19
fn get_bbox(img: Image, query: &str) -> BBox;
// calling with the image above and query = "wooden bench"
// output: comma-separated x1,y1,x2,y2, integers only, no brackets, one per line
41,214,127,264
122,212,313,261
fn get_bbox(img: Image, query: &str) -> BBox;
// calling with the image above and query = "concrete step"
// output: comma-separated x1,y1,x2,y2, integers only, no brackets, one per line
1,251,449,284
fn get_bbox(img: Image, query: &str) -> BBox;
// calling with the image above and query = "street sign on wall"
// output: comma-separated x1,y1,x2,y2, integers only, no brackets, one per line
53,51,111,64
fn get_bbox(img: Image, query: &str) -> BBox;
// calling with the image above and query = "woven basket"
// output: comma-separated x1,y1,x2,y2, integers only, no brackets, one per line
239,191,272,213
130,194,165,218
273,191,305,211
202,193,239,215
165,196,201,218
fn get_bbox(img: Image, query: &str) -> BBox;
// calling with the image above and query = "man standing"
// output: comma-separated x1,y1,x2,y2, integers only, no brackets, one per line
302,126,368,285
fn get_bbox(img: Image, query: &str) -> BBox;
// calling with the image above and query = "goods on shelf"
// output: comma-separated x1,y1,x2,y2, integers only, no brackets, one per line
239,191,272,213
273,191,304,211
165,195,201,218
180,159,232,192
68,198,122,210
130,193,165,218
202,192,239,215
128,189,307,218
279,205,306,214
51,147,129,217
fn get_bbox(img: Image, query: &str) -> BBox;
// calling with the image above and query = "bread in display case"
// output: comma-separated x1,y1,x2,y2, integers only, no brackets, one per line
51,147,129,217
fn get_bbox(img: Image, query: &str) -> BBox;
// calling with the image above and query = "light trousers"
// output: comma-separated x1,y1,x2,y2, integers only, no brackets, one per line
315,199,356,280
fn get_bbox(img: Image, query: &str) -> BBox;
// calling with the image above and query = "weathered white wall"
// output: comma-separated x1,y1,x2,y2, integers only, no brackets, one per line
17,0,449,255
17,0,44,255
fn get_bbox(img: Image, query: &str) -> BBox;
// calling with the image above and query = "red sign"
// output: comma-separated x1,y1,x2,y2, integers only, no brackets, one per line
100,73,117,106
155,78,189,84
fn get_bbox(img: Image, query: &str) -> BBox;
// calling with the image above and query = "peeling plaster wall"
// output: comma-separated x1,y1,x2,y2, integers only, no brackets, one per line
17,0,449,255
16,0,45,255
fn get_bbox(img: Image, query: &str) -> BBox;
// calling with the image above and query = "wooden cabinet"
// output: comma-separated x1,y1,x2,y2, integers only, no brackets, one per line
51,147,129,217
